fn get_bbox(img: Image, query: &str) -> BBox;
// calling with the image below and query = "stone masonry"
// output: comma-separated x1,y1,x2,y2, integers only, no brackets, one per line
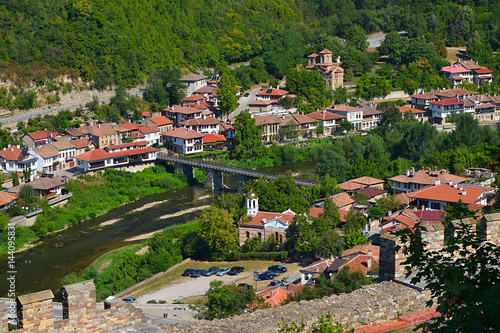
159,282,431,333
481,212,500,246
1,280,149,333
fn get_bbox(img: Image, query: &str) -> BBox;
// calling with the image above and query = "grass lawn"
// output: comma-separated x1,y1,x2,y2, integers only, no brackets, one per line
91,243,143,274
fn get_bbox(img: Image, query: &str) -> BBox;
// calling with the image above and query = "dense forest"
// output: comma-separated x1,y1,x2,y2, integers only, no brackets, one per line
1,0,500,89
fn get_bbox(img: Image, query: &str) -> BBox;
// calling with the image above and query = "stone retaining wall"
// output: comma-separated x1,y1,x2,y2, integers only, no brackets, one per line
159,282,431,333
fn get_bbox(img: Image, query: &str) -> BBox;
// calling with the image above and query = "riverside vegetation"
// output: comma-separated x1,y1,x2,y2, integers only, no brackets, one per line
0,165,187,254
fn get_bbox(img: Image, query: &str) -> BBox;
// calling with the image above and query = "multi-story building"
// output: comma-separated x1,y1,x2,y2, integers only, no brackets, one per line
0,146,37,181
162,105,203,127
254,114,281,142
306,49,344,89
307,110,343,136
180,116,221,134
180,73,208,95
389,167,466,193
142,116,173,133
48,138,77,170
161,127,204,155
22,130,58,149
326,104,363,130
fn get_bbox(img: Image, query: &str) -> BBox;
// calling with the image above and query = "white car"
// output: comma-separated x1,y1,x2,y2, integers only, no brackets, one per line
216,267,231,276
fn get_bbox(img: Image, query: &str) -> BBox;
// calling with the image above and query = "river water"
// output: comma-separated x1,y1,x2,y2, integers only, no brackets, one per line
0,160,317,297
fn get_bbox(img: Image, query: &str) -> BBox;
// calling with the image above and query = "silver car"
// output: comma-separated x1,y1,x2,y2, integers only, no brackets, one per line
216,267,231,276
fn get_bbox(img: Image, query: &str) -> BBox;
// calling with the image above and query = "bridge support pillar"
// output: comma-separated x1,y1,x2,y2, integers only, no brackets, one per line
176,164,195,180
206,169,224,191
237,174,250,194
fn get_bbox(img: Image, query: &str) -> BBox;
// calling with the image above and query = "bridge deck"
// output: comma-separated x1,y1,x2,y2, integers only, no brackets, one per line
157,153,316,187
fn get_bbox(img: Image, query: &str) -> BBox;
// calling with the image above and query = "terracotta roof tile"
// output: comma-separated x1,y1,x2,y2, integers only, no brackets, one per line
389,168,466,186
254,114,281,125
341,245,380,259
307,110,344,121
202,133,226,144
256,287,294,307
26,130,58,140
75,147,158,162
0,192,18,206
49,138,75,151
407,184,485,205
239,210,295,228
181,117,220,126
70,139,93,149
148,116,173,126
161,127,204,140
32,145,59,159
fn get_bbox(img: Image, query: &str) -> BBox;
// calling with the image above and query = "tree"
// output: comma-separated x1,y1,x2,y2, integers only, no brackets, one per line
143,68,186,107
12,173,20,187
279,311,352,333
345,25,368,51
286,214,319,257
343,211,368,248
218,72,238,118
320,195,341,230
316,147,350,182
450,113,482,147
232,111,265,160
316,231,344,258
195,280,257,320
395,222,500,332
338,119,354,132
197,206,238,253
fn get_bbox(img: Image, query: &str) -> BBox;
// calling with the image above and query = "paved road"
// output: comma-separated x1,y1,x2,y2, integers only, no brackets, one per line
228,84,264,119
0,89,144,125
367,31,407,48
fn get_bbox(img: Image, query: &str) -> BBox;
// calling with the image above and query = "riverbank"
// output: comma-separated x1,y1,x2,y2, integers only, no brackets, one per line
0,166,188,255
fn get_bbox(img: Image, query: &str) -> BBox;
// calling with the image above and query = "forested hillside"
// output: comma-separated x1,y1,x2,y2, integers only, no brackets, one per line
0,0,499,89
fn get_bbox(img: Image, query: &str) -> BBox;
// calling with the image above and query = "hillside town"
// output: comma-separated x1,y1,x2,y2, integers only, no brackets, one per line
1,30,500,333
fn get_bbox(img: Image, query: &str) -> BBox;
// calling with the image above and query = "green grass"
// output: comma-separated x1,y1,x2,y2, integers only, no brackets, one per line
91,244,143,274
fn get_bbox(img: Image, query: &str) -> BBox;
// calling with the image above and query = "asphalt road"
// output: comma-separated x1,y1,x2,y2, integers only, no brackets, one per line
229,84,263,119
0,90,144,125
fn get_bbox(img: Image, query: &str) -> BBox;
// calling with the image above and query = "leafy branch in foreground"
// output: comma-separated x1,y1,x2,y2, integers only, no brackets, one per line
395,222,500,332
278,310,353,333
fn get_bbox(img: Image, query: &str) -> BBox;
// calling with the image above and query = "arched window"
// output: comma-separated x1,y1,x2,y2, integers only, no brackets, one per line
245,231,249,238
258,232,262,239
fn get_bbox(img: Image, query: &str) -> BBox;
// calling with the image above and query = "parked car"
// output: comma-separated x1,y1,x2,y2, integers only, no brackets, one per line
268,265,287,275
228,266,245,275
216,267,231,276
258,271,275,280
122,297,136,304
268,280,282,287
181,269,194,276
244,92,250,97
237,283,251,289
190,269,205,278
203,266,220,276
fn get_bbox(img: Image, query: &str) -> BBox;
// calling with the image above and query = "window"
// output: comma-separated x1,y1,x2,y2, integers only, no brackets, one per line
431,202,441,210
246,231,249,238
257,232,262,239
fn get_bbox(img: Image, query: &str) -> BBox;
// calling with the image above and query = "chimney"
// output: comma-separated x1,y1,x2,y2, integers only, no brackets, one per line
368,250,372,256
336,56,341,63
367,258,372,270
461,188,466,196
434,166,437,171
449,180,453,186
435,179,440,186
406,169,410,177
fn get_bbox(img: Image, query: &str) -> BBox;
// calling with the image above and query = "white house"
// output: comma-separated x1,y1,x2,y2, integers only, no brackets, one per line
180,73,208,95
161,127,204,155
48,138,77,170
0,146,37,181
429,98,464,124
180,116,221,134
326,104,363,130
29,146,60,172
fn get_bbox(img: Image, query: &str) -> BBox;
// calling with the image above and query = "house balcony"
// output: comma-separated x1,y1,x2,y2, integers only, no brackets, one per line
89,161,106,170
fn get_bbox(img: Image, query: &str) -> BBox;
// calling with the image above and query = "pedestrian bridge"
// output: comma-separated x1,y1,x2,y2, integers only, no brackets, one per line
157,152,316,191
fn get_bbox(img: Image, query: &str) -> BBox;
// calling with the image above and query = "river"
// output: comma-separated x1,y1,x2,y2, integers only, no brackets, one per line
0,160,317,298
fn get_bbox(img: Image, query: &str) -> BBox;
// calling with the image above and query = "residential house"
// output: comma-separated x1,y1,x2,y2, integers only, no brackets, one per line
22,130,58,149
71,139,96,156
0,192,18,210
220,121,235,146
326,253,378,278
311,192,355,210
389,167,466,193
207,74,220,87
254,114,281,142
306,49,344,89
194,85,217,98
338,176,385,194
180,116,221,134
238,191,295,246
326,104,363,130
89,124,122,148
29,146,60,172
180,73,208,95
356,187,387,201
407,184,487,210
134,126,160,146
307,110,343,136
460,60,494,86
429,98,464,124
181,94,206,106
341,245,380,259
48,138,77,170
0,146,37,181
358,102,382,130
248,100,276,114
398,106,427,122
141,111,152,120
202,133,227,151
9,177,66,199
163,105,203,127
161,127,204,155
142,116,174,133
410,91,440,110
381,209,444,234
291,114,317,139
255,287,295,308
75,142,158,172
64,126,92,140
441,63,473,87
256,88,289,101
299,258,334,285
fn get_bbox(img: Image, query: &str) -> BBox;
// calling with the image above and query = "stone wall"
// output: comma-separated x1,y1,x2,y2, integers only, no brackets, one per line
481,212,500,246
1,280,149,333
159,282,431,333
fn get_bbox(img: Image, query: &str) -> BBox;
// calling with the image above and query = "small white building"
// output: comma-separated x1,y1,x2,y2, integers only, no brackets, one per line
0,146,37,181
29,146,60,172
180,73,208,95
326,104,363,130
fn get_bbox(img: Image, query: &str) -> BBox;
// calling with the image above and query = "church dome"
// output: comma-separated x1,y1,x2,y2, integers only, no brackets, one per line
246,189,258,199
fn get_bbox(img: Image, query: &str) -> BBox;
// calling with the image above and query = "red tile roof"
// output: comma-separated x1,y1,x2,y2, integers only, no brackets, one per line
0,146,24,161
75,147,158,162
356,187,387,198
0,192,18,207
398,106,426,114
256,287,293,307
441,64,470,74
239,211,295,228
26,130,58,140
165,105,203,115
106,141,148,150
161,127,204,140
331,192,355,208
389,168,466,186
149,116,173,126
256,88,289,97
32,145,59,159
248,100,275,106
202,133,226,144
71,139,93,149
474,68,493,74
142,111,152,117
308,206,348,222
411,91,439,100
181,117,220,126
429,98,464,106
137,125,160,134
254,114,281,125
182,94,206,102
292,114,316,125
407,184,485,205
307,110,344,121
341,245,380,259
118,122,142,131
327,104,359,112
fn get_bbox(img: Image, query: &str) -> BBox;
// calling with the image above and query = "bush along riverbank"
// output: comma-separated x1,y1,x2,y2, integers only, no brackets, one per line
0,166,188,254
